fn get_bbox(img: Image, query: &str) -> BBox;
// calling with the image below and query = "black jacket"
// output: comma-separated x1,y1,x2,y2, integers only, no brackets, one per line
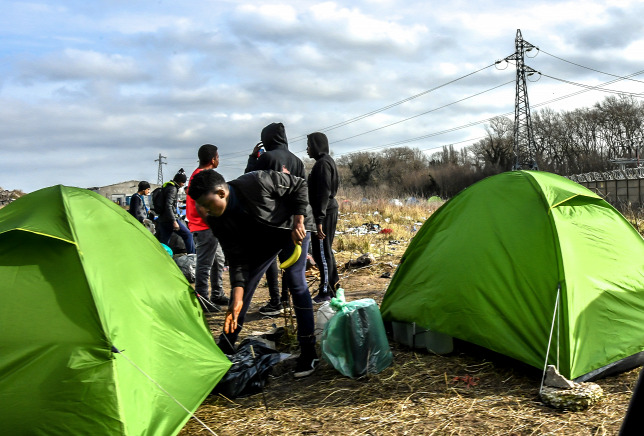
158,181,179,223
245,122,305,178
128,193,148,223
307,132,339,224
206,170,314,289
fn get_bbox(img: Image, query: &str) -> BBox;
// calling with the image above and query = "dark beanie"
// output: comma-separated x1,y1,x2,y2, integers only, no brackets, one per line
173,168,187,184
138,181,150,191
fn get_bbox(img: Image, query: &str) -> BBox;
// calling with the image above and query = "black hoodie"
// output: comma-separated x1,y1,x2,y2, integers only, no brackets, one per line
245,122,305,178
307,132,339,224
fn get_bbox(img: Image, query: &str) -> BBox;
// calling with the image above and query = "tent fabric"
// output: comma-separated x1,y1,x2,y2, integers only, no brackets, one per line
0,185,231,435
380,170,644,381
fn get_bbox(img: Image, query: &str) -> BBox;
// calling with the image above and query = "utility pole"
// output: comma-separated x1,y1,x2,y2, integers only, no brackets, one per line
155,153,167,185
503,29,539,170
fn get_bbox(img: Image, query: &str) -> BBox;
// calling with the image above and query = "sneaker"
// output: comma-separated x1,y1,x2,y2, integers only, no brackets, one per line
294,354,319,378
258,301,284,316
312,293,332,304
211,294,229,306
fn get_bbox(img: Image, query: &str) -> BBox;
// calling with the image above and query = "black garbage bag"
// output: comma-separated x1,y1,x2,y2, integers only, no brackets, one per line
213,338,282,398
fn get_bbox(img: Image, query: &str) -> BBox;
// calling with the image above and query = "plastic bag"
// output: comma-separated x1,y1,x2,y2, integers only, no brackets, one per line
174,253,196,282
213,339,281,398
321,289,393,378
315,301,337,341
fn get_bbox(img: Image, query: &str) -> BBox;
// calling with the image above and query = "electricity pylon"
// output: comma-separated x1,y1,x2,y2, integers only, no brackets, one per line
155,153,167,185
504,29,539,170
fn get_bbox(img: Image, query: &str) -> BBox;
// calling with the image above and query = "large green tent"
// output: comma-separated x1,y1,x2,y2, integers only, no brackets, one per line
0,186,231,435
380,170,644,381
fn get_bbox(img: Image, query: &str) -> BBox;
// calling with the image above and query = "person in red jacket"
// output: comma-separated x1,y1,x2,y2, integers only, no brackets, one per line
186,144,228,311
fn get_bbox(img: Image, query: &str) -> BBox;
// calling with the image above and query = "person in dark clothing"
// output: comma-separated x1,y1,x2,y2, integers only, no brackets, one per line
188,169,319,378
157,169,195,254
129,181,151,224
245,122,305,316
306,132,340,303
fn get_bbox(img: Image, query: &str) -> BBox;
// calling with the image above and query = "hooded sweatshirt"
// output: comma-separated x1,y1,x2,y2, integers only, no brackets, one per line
307,132,339,224
245,122,305,178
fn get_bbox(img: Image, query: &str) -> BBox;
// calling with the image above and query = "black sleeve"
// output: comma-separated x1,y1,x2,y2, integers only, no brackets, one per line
163,186,177,220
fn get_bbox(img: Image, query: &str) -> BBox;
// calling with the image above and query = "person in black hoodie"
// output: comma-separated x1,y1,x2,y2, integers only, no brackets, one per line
245,122,305,316
306,132,340,303
187,168,319,378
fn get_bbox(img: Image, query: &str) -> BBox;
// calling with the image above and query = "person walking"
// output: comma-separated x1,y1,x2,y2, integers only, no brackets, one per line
156,169,195,254
187,144,228,310
306,132,340,303
188,169,319,377
245,122,306,316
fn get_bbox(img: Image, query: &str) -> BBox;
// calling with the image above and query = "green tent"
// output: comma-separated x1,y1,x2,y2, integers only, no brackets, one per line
0,186,231,435
381,170,644,381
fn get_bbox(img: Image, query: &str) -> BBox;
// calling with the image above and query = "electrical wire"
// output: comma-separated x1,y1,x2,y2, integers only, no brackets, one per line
539,49,644,85
540,73,644,98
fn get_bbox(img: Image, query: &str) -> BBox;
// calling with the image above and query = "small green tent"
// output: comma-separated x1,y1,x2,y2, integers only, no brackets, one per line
380,171,644,381
0,186,231,435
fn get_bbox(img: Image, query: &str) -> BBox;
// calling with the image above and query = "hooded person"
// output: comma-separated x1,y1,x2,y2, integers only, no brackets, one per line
306,132,340,302
245,122,307,316
156,168,195,255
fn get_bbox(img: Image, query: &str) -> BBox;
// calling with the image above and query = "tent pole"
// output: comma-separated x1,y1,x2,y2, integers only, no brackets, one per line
539,284,561,394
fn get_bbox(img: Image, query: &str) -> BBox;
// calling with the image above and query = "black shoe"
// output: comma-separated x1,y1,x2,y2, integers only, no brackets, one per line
211,295,229,306
258,301,284,316
294,353,319,378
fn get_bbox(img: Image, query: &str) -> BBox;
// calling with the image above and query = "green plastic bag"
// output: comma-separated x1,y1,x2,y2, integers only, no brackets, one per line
321,289,393,378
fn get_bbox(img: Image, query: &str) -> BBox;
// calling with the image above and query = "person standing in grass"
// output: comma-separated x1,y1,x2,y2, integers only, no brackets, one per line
306,132,340,303
245,122,306,316
187,168,319,378
186,144,228,311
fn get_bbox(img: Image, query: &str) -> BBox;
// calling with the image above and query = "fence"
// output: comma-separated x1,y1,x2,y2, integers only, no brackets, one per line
568,168,644,207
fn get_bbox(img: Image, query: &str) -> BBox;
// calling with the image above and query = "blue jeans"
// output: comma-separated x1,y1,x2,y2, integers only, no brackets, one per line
158,220,195,254
218,233,314,351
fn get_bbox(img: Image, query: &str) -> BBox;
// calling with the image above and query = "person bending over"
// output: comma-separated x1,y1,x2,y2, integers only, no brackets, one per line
187,169,318,378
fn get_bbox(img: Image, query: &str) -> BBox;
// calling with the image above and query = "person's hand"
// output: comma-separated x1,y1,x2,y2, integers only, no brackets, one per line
224,287,244,333
316,223,326,240
172,221,180,231
292,215,306,245
252,142,263,156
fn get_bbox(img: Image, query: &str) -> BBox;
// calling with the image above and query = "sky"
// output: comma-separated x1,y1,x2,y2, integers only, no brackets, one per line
2,0,644,193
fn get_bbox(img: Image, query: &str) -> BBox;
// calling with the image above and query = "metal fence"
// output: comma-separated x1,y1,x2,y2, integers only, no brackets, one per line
568,168,644,207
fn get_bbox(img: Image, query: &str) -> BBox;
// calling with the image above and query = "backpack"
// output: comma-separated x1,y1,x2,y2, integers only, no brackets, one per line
151,187,165,213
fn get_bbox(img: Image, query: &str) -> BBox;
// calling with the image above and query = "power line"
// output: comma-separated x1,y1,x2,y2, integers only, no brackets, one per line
289,62,498,143
539,49,644,85
539,73,644,97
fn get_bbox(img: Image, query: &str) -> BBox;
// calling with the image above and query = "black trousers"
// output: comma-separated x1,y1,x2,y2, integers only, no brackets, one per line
311,209,339,295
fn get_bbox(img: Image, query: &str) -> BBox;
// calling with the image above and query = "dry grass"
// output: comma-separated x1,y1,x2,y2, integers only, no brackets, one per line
179,199,638,436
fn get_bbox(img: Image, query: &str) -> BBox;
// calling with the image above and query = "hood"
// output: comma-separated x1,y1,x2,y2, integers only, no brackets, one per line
307,132,329,159
261,122,289,151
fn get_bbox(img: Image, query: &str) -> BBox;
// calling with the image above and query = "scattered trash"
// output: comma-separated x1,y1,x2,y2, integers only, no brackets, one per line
345,253,375,269
213,338,283,399
380,272,391,279
452,375,479,388
388,240,401,245
389,199,403,206
379,228,393,234
540,382,604,411
343,222,381,235
405,197,419,205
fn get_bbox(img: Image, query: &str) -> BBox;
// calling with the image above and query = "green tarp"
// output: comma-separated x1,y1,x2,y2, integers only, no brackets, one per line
380,170,644,380
0,185,231,435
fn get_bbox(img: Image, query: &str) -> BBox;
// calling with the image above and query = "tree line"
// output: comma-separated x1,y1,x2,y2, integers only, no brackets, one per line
334,96,644,199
